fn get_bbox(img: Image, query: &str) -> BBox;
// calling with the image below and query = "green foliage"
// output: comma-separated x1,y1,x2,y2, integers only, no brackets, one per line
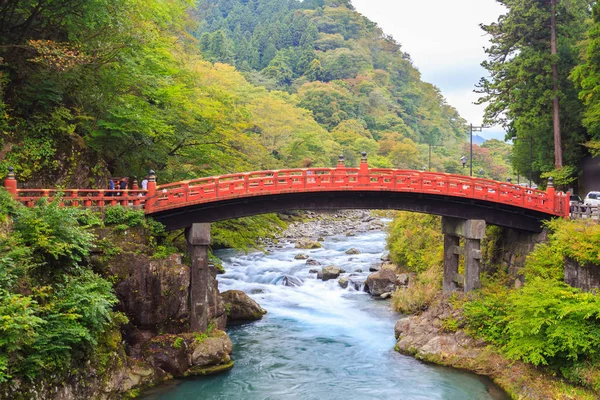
0,191,117,383
386,212,443,273
479,0,590,184
501,278,600,367
13,198,96,277
211,214,286,250
463,218,600,390
540,165,577,187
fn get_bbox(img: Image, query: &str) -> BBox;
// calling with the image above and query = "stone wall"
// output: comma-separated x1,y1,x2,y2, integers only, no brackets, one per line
564,257,600,292
484,227,548,287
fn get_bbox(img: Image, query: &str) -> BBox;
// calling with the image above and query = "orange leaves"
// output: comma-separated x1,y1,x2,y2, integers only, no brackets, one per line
28,40,94,72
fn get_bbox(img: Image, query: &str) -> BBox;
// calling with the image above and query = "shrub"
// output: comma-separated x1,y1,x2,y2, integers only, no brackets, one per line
386,212,443,273
391,264,441,314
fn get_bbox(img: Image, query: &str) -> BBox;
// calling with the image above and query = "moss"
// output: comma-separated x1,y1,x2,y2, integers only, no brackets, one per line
184,361,235,377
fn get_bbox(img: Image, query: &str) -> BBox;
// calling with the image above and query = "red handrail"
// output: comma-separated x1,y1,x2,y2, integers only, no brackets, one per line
4,167,569,218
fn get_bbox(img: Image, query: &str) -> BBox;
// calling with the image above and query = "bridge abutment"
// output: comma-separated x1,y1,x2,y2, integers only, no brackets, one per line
442,217,486,292
186,223,211,332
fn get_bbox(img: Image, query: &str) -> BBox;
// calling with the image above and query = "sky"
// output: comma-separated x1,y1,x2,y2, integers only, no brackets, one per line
351,0,507,141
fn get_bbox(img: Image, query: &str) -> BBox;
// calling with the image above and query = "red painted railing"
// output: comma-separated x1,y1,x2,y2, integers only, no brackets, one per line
3,163,570,218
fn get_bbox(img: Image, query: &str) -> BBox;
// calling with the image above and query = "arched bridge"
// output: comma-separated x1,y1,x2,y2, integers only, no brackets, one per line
2,156,570,330
4,156,568,233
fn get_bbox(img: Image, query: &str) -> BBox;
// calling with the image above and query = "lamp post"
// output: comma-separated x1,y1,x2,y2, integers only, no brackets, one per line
512,135,533,188
468,124,484,176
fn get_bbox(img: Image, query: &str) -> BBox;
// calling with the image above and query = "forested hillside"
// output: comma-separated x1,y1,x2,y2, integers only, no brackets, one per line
0,0,500,189
193,0,476,172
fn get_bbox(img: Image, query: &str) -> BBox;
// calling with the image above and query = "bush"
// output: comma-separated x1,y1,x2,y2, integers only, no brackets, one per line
386,212,443,273
391,265,441,314
211,214,286,250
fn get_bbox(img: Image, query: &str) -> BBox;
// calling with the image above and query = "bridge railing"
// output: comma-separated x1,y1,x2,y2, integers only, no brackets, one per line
3,161,570,218
14,189,147,208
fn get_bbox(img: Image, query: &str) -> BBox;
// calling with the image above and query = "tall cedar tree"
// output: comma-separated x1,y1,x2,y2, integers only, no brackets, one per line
477,0,590,182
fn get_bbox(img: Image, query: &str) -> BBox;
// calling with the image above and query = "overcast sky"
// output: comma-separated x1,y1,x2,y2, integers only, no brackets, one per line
351,0,507,140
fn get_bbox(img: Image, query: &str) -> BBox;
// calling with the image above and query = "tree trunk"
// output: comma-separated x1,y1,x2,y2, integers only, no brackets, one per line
551,0,563,169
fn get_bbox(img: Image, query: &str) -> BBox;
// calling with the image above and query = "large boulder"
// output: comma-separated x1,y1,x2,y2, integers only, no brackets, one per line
190,331,233,368
321,265,342,281
365,269,397,297
141,331,234,378
295,238,322,249
221,290,266,323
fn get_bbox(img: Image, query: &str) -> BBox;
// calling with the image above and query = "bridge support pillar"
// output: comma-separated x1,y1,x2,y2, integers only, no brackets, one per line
442,217,485,292
186,223,211,332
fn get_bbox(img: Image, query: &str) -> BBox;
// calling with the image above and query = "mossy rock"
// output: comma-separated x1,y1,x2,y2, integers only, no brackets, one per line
184,361,235,377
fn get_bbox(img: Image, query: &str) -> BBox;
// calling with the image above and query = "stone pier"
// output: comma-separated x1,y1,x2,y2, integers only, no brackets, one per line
186,223,211,332
442,217,486,292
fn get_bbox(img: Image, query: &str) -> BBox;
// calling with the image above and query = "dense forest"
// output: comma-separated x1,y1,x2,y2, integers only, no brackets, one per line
0,0,518,188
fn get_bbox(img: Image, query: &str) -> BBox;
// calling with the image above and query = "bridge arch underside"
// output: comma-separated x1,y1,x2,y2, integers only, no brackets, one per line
149,191,554,233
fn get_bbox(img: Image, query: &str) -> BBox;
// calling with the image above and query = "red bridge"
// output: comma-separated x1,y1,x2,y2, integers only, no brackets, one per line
3,155,568,232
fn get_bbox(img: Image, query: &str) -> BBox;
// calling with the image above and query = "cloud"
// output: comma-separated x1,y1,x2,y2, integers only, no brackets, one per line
351,0,506,130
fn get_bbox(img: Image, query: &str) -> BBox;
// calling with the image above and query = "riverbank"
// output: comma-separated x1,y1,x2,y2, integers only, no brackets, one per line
394,294,599,399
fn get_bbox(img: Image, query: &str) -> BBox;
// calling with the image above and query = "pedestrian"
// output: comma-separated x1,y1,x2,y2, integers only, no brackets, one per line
141,176,148,190
118,178,127,196
107,179,115,196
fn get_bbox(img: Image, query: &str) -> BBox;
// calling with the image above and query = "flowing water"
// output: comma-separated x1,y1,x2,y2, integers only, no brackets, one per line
143,226,509,400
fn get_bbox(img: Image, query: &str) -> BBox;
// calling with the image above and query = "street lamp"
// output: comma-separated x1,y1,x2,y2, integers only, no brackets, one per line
511,135,533,188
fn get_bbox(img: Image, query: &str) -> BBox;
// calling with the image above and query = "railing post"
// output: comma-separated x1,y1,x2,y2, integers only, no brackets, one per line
359,151,369,185
132,177,140,206
145,170,157,212
546,177,555,214
4,166,17,196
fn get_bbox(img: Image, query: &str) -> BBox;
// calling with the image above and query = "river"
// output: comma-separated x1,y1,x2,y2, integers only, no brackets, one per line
142,223,508,400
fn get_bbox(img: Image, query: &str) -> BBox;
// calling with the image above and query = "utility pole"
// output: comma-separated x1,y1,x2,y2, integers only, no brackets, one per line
469,124,483,177
428,143,442,171
550,0,563,169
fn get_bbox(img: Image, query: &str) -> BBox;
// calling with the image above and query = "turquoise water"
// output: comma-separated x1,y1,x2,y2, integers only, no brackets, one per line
142,228,508,400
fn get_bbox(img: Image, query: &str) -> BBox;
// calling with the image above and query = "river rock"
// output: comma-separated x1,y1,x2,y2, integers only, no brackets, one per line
354,268,363,273
191,331,233,368
221,290,267,322
349,277,365,291
346,231,356,236
369,264,381,272
274,275,303,287
295,253,309,260
309,268,319,274
306,258,321,266
345,248,361,255
338,277,349,289
397,273,409,286
381,253,391,262
365,269,397,296
295,238,322,249
380,292,392,299
321,265,342,281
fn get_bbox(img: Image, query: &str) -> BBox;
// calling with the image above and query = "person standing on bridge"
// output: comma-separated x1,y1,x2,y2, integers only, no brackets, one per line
141,176,148,191
118,178,127,196
107,179,115,196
